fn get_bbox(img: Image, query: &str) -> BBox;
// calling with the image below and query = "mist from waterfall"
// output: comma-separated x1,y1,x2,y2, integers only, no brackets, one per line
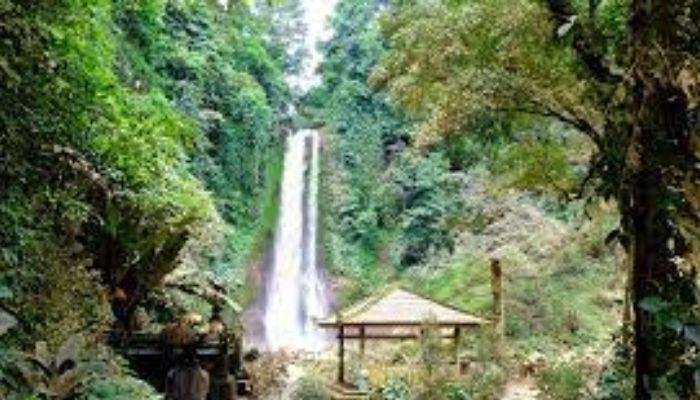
262,130,330,351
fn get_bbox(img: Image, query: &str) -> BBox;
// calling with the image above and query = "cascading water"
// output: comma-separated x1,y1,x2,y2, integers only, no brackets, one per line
262,129,330,351
243,0,337,353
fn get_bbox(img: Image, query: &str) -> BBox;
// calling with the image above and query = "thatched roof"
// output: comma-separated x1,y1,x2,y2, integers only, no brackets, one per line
318,287,488,327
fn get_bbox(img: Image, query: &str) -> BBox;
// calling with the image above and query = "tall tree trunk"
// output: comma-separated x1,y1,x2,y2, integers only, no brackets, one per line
627,1,699,397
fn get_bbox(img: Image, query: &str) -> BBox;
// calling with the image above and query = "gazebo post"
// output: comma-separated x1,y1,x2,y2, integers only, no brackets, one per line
453,326,461,372
337,324,345,384
359,325,366,362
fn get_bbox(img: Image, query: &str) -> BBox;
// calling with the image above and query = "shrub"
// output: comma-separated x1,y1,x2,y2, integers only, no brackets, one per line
537,362,586,400
2,335,155,400
15,335,92,400
429,364,505,400
2,238,110,350
293,376,330,400
442,383,471,400
596,334,634,400
405,319,457,399
245,352,288,399
81,375,161,400
380,376,410,400
462,364,506,400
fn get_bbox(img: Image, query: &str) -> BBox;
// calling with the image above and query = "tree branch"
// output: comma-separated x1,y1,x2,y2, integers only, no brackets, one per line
493,102,603,148
544,0,620,84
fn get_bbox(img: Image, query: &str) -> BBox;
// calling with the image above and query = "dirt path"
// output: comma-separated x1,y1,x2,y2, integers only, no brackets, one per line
502,377,540,400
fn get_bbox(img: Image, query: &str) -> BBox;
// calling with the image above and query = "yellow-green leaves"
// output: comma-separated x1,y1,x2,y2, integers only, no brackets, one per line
375,0,601,147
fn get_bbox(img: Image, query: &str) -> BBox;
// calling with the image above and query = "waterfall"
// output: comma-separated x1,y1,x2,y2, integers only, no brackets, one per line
262,129,330,351
243,0,337,352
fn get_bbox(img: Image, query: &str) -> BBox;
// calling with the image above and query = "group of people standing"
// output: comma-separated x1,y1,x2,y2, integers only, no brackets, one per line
162,306,237,400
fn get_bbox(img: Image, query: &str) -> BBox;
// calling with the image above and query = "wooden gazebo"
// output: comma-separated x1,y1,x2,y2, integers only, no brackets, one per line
318,287,488,394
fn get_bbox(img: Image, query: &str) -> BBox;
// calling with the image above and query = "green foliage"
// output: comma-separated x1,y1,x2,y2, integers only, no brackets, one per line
406,256,494,318
1,335,160,400
81,375,161,400
5,335,143,400
362,338,504,400
596,332,634,400
537,362,587,400
1,236,109,349
313,0,462,279
374,0,602,147
495,124,591,197
256,0,308,77
380,377,409,400
292,376,330,400
315,6,624,397
440,365,505,400
15,336,90,400
1,0,293,397
388,152,459,267
375,1,700,395
415,321,450,399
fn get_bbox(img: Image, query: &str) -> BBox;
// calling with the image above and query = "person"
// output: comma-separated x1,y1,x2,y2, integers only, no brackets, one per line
109,287,129,344
203,305,226,342
165,345,210,400
162,314,197,347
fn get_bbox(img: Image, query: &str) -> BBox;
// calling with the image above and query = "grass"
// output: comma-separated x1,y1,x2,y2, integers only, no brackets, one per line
405,255,494,316
389,201,621,361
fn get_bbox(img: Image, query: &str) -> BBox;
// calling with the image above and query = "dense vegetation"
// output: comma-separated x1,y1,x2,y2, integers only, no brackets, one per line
0,0,296,397
306,0,699,398
0,0,697,399
305,0,622,397
373,1,699,398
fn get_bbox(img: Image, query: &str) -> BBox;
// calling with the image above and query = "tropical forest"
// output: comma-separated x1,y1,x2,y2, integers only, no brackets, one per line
0,0,698,399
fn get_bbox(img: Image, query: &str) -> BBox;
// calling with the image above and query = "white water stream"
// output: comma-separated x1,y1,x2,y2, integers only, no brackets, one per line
262,130,330,351
244,0,337,353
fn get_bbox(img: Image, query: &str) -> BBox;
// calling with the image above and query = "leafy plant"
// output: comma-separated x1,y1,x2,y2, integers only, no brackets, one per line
596,331,635,400
380,376,409,400
16,335,92,400
537,362,586,400
442,384,470,400
293,376,330,400
388,152,460,268
81,374,161,400
0,284,17,337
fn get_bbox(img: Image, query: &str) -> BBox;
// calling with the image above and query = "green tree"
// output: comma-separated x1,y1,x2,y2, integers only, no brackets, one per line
376,0,699,396
310,0,410,273
388,152,459,267
625,1,699,397
0,0,292,367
